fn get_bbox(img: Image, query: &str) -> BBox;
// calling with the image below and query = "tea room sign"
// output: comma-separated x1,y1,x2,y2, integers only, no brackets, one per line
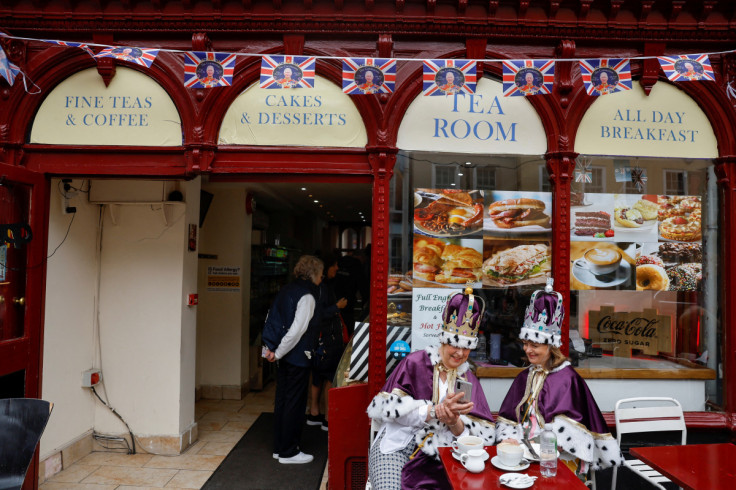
588,306,672,357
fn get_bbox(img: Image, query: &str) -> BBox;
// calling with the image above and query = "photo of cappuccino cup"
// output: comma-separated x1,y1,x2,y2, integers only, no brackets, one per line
577,248,622,275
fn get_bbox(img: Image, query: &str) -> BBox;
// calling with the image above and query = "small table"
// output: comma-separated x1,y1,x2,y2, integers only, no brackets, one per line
439,446,588,490
630,443,736,490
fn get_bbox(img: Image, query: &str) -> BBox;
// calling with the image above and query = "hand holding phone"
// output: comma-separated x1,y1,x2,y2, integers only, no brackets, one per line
455,378,472,403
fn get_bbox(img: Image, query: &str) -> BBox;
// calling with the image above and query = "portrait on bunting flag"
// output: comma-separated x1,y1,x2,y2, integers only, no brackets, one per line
343,58,395,95
110,47,142,62
675,59,704,81
273,64,302,88
591,67,619,95
197,61,224,88
515,68,543,95
354,66,383,94
435,67,464,95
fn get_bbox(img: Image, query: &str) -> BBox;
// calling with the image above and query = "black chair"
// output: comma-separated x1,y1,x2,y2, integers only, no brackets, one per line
0,399,53,490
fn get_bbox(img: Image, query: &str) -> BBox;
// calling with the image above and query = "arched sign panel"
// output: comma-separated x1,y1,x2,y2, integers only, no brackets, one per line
575,82,717,158
219,76,367,147
397,78,547,154
30,67,182,146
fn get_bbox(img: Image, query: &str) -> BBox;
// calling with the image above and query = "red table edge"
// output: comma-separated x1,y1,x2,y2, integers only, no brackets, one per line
629,443,736,490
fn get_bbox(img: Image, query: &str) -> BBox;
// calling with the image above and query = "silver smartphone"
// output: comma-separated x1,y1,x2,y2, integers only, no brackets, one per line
455,378,472,403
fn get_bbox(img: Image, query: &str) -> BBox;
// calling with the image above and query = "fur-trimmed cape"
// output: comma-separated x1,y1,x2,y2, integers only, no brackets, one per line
367,346,495,488
496,362,624,471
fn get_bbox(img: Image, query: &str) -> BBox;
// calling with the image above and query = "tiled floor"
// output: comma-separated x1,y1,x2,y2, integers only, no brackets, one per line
41,383,329,490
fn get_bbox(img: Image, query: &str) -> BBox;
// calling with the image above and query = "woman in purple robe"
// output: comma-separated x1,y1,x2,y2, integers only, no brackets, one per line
496,279,624,481
367,287,495,489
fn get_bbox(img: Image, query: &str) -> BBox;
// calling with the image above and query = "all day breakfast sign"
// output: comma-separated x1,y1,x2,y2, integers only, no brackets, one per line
575,82,717,158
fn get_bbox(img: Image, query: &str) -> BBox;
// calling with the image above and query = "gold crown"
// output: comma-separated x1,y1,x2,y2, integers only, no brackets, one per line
442,286,483,339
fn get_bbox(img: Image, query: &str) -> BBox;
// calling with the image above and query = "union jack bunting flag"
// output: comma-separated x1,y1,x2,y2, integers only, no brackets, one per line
658,54,715,82
183,51,237,89
342,58,396,95
422,59,476,96
260,55,316,89
580,58,632,96
0,46,18,86
95,47,160,69
41,39,94,57
502,60,555,97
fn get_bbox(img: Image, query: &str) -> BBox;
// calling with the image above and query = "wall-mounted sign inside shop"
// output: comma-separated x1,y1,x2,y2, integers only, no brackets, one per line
398,78,547,154
219,75,367,147
30,67,182,146
206,266,241,292
588,305,672,357
575,82,717,158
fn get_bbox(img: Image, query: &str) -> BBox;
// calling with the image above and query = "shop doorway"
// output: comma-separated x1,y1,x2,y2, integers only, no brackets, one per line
196,178,371,395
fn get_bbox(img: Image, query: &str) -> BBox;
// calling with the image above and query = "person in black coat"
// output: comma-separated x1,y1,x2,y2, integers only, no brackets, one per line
262,255,324,465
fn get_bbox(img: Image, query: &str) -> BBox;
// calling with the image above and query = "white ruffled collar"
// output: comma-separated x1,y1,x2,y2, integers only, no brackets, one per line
425,344,470,375
527,360,570,374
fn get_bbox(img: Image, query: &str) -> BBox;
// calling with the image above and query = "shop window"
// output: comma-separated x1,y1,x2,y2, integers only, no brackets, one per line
539,165,551,192
569,156,720,408
389,151,550,366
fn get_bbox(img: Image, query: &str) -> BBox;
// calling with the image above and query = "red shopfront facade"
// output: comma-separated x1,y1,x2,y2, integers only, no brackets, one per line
3,2,736,489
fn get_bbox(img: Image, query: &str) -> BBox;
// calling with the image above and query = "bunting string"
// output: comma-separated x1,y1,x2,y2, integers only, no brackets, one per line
1,31,734,96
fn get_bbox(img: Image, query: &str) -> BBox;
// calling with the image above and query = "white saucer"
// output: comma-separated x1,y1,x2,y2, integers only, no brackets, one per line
452,450,489,462
572,259,631,288
491,456,530,472
500,473,535,489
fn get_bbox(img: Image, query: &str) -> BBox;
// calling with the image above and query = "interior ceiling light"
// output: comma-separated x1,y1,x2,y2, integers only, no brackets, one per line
314,200,319,203
465,161,472,166
301,187,307,191
450,183,456,186
458,172,464,176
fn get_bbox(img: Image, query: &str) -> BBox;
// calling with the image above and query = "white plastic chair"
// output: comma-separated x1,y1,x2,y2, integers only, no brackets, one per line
612,397,686,490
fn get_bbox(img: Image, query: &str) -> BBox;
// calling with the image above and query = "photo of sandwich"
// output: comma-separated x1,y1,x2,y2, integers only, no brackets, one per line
487,198,550,229
434,244,483,284
412,236,483,288
484,191,553,237
482,240,551,287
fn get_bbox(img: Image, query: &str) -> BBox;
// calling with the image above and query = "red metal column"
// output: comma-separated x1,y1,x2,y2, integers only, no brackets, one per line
545,151,577,357
714,157,736,421
367,149,396,395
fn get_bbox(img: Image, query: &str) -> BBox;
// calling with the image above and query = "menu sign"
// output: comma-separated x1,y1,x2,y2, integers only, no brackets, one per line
570,192,702,292
411,288,453,352
588,305,672,357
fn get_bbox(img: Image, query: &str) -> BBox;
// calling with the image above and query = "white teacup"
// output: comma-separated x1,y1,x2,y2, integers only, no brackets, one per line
497,442,524,467
460,449,487,473
576,248,622,275
452,435,483,454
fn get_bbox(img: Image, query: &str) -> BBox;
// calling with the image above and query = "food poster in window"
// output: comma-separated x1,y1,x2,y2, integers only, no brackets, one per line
413,188,484,238
612,194,659,242
482,237,551,288
636,242,702,292
412,235,483,289
571,193,615,241
570,241,638,290
484,190,552,237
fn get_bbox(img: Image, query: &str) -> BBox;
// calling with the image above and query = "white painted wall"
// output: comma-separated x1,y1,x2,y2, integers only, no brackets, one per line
40,178,101,459
196,187,252,389
40,178,200,457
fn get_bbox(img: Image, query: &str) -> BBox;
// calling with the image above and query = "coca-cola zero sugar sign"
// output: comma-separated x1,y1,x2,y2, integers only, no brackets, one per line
588,306,672,357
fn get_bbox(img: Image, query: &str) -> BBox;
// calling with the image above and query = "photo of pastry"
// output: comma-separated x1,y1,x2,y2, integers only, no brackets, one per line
571,193,615,241
637,242,702,291
484,190,552,237
482,238,551,288
387,272,414,296
412,236,483,289
612,194,659,242
570,241,638,290
413,188,484,238
657,195,702,243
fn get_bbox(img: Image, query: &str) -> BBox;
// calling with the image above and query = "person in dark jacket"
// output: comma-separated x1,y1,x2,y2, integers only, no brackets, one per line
262,255,324,465
307,254,348,431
